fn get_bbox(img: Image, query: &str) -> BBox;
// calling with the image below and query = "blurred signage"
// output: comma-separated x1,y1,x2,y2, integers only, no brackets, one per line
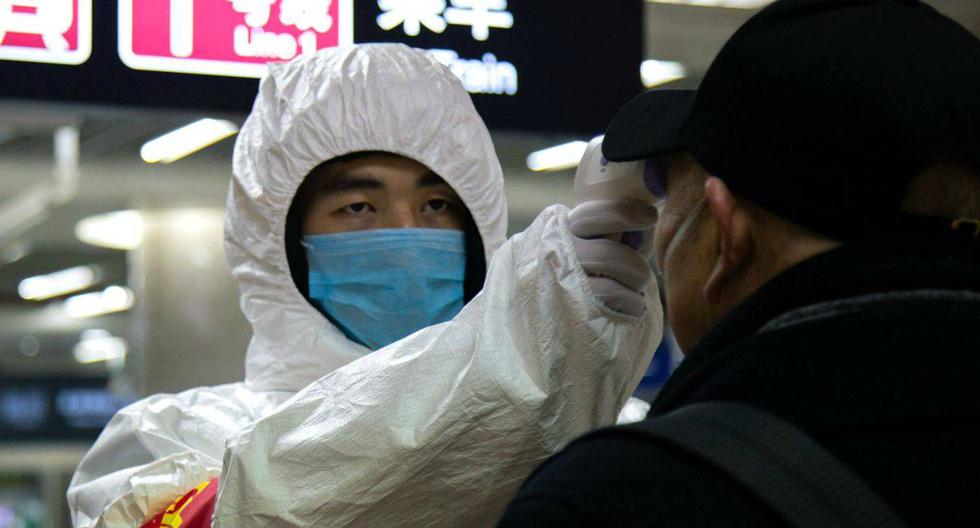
0,378,134,442
119,0,353,77
634,329,683,401
0,0,92,65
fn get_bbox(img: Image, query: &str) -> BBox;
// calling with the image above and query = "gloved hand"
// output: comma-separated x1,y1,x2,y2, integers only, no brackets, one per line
568,199,659,316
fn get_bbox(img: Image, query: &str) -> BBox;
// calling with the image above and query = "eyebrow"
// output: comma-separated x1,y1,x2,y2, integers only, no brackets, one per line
318,173,385,195
318,170,448,196
417,170,448,189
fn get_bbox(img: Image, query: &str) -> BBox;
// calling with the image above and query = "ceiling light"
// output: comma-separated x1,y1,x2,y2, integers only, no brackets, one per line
645,0,774,8
641,59,687,88
140,118,239,164
65,286,135,319
75,210,144,250
18,265,97,301
74,329,127,364
526,141,590,172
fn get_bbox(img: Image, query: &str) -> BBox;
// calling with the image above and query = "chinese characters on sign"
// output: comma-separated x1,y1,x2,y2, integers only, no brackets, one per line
376,0,447,36
0,0,512,91
444,0,513,41
377,0,512,41
376,0,517,96
118,0,353,78
0,0,92,65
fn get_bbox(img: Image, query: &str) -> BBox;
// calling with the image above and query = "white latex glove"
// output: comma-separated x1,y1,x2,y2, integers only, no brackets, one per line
568,199,659,316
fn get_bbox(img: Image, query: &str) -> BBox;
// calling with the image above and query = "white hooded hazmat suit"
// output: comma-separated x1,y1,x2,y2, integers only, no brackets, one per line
67,44,662,527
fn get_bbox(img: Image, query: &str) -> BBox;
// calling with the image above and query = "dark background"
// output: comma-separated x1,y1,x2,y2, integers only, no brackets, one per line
0,1,643,134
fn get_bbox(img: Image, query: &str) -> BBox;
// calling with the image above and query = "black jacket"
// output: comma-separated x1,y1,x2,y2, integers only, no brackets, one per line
498,233,980,527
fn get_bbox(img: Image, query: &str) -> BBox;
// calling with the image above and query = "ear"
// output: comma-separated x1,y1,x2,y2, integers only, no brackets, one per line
702,177,753,303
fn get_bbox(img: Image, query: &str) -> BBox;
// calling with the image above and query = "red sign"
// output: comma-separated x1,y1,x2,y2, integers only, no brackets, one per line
119,0,353,78
0,0,92,65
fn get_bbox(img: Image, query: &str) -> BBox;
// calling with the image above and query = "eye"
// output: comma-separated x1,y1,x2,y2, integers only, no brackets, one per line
424,199,453,213
341,202,373,214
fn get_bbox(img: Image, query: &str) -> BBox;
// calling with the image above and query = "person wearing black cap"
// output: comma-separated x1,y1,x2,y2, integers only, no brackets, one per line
498,0,980,526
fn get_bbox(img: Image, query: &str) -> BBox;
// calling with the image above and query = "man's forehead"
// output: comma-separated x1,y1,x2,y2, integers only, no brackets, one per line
312,162,447,194
319,152,424,175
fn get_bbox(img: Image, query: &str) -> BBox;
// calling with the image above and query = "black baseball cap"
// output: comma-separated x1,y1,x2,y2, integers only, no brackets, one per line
603,0,980,241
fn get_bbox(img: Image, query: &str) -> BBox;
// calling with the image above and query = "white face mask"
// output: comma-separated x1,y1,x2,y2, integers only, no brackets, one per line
662,196,708,273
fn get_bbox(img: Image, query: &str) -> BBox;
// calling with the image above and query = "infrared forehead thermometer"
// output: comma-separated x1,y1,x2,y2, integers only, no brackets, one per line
573,136,656,206
572,136,659,252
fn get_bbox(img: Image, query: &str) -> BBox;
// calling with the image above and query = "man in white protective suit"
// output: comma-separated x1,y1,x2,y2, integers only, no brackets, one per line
67,44,662,527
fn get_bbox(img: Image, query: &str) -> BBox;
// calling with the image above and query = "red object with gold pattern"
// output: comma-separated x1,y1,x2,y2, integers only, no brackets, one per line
140,478,218,528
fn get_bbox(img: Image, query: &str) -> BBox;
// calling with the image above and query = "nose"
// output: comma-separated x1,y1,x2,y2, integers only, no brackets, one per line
383,206,420,229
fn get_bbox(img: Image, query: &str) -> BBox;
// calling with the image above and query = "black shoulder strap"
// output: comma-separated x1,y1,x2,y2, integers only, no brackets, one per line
622,402,906,528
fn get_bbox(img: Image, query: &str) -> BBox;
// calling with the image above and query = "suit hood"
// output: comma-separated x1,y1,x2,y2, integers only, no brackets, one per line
224,44,508,392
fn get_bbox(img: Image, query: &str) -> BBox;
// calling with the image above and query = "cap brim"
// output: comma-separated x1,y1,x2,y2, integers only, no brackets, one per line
602,89,696,162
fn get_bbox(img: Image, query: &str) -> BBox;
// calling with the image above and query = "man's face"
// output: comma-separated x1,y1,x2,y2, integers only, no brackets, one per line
652,154,716,354
300,153,466,235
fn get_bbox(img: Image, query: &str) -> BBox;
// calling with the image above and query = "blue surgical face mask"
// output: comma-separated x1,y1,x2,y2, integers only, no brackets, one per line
302,228,467,351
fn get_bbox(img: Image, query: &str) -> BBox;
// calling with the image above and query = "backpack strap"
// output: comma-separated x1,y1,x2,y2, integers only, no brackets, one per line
621,401,906,528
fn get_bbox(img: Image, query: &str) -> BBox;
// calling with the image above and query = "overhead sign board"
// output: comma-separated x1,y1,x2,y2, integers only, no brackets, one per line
0,0,92,65
351,1,645,132
118,0,353,78
0,1,643,133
